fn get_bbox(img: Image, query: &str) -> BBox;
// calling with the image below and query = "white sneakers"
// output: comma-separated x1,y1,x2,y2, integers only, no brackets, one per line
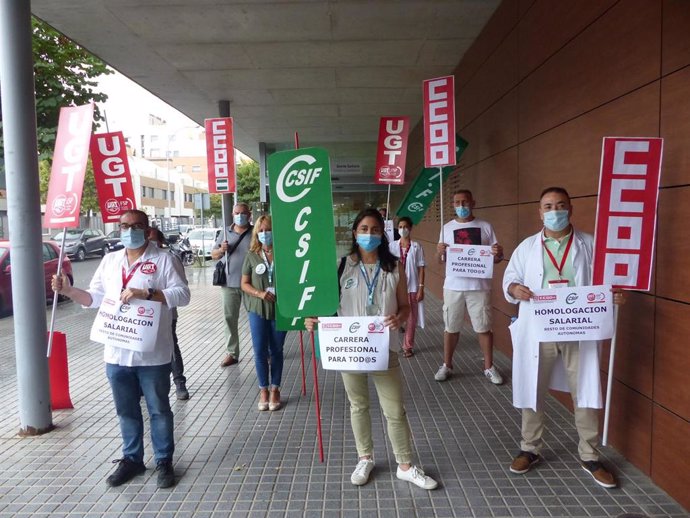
435,363,504,385
350,459,375,486
351,459,438,490
396,465,438,490
434,364,453,381
484,365,504,385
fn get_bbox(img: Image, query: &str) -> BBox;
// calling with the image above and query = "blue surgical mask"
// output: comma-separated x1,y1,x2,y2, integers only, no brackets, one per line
356,234,381,252
455,206,471,219
234,213,249,226
543,210,570,232
258,231,273,246
121,228,147,250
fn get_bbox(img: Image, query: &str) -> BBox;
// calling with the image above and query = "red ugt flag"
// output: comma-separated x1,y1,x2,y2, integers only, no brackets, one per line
90,132,137,223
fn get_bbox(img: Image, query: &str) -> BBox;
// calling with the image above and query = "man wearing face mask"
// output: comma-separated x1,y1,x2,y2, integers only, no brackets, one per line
436,190,505,385
51,210,190,489
212,203,253,367
502,187,625,488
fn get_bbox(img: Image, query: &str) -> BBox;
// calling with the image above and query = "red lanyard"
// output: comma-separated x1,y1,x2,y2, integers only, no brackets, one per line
121,263,141,290
542,233,573,278
400,242,411,266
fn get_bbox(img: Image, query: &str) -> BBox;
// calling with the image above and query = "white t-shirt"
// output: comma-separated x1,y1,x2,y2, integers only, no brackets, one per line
86,242,191,367
389,240,425,292
440,218,497,291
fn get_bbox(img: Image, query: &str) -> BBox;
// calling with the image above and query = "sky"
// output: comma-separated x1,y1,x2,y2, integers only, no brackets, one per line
95,70,201,137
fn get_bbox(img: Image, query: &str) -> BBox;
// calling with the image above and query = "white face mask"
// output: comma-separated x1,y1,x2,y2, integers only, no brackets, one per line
399,228,410,238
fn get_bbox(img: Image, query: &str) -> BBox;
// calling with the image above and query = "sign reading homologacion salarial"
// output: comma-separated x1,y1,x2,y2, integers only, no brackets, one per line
318,316,389,371
445,245,494,279
268,148,339,321
529,285,615,342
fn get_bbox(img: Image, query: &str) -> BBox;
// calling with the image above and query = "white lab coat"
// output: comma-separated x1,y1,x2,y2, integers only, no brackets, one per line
502,229,603,411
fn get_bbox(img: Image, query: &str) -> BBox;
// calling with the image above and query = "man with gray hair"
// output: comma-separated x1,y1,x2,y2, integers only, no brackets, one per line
212,202,253,367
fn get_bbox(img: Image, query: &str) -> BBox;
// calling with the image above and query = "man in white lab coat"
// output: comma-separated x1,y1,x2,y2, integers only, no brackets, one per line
503,187,625,489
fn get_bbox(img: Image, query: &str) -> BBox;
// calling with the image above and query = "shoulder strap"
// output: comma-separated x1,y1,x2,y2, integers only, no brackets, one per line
226,226,251,257
337,256,347,296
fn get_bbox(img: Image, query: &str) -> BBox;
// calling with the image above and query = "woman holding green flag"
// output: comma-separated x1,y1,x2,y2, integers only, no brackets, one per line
241,215,287,412
305,207,438,490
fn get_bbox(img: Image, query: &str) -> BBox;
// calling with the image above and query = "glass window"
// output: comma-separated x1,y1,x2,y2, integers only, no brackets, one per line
43,244,57,261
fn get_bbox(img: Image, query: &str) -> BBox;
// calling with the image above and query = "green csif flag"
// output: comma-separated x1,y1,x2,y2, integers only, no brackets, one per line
268,147,339,318
395,135,468,224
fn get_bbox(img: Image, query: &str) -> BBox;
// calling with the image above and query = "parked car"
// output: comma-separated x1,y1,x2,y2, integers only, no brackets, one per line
104,230,124,253
53,228,107,261
187,228,221,259
0,240,73,315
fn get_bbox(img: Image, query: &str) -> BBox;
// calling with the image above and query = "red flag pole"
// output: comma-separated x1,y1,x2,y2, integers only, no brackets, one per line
293,133,307,397
310,330,324,462
299,331,306,396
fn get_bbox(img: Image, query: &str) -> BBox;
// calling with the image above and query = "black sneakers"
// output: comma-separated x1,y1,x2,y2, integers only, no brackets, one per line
156,460,175,489
176,382,189,400
105,458,146,487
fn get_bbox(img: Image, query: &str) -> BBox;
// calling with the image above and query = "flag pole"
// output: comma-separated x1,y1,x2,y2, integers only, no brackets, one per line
293,131,307,395
439,167,444,235
386,184,391,219
299,330,306,396
602,304,620,446
310,331,325,462
47,230,67,357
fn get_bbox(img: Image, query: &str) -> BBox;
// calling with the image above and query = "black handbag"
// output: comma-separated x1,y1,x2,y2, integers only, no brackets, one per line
212,228,250,286
212,260,227,286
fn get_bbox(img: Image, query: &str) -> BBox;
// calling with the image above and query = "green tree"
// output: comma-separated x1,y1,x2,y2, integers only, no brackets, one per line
0,17,111,190
236,159,260,202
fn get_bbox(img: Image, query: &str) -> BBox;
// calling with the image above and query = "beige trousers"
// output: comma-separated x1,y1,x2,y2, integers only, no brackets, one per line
341,353,413,464
520,341,600,461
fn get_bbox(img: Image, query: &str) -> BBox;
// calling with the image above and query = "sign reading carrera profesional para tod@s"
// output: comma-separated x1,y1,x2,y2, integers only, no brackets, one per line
445,245,494,279
528,285,615,342
317,316,389,371
268,147,339,320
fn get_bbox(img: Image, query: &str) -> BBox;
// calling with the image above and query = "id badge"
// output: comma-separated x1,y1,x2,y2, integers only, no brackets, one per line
548,279,569,289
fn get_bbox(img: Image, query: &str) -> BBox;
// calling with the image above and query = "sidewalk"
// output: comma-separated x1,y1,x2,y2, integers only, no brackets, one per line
0,265,686,517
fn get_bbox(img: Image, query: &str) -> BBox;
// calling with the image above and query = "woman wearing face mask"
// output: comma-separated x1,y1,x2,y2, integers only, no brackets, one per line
240,215,287,411
389,217,425,357
305,208,438,490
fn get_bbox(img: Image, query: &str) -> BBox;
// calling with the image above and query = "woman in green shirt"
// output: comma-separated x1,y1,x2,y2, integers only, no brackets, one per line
241,215,287,411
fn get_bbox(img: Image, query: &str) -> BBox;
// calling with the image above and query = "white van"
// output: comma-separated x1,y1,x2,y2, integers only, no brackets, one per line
186,228,221,258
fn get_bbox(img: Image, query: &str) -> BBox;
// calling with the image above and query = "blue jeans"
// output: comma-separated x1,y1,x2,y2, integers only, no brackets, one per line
247,311,287,389
106,363,174,464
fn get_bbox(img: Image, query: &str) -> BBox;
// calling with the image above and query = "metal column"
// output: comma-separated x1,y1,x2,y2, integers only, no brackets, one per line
0,0,53,434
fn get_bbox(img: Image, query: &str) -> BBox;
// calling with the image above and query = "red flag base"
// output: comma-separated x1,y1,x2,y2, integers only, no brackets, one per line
48,332,73,409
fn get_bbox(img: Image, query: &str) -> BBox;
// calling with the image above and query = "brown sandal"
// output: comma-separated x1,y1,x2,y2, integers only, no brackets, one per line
403,350,414,358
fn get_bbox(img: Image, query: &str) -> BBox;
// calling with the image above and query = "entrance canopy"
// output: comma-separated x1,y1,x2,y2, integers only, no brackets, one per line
31,0,499,193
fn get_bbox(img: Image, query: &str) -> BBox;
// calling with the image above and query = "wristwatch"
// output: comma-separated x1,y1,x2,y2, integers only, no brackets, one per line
146,288,155,300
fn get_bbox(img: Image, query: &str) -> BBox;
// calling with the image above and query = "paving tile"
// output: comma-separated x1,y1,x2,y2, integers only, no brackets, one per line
0,265,686,517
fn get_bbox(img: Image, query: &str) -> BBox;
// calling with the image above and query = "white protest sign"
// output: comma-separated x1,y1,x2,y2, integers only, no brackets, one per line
318,316,389,371
528,285,614,342
90,293,162,352
384,219,395,244
445,244,494,279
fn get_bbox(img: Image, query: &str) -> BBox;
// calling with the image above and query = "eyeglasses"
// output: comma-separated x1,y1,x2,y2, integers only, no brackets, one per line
119,223,147,231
